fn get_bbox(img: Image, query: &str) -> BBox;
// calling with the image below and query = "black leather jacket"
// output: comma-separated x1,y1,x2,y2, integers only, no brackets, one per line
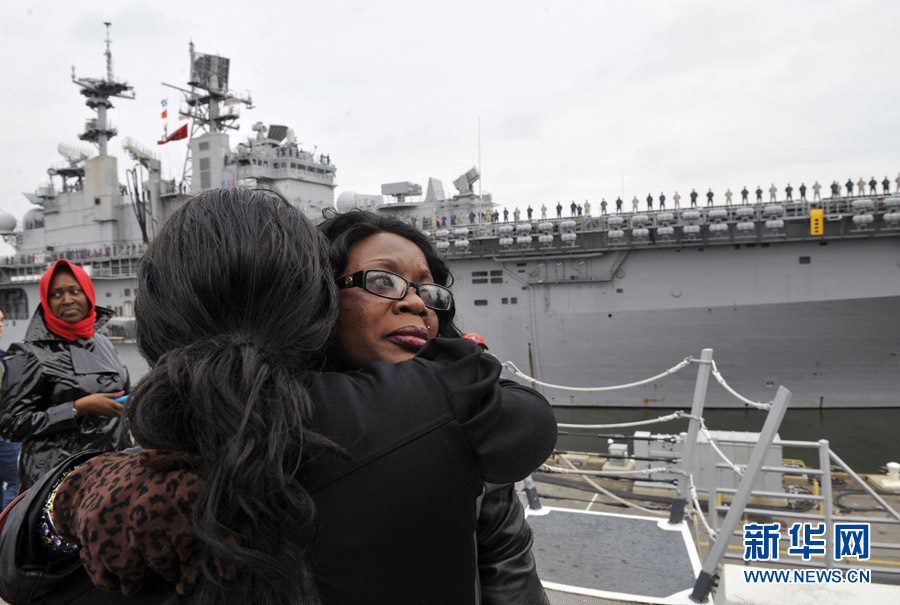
0,306,131,491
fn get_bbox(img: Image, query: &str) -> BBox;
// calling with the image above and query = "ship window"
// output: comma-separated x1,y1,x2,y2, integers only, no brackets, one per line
106,292,112,297
472,278,488,284
799,256,811,264
95,198,101,206
516,263,527,267
124,289,130,296
502,298,508,304
616,288,624,293
474,300,488,306
472,271,487,277
490,270,503,276
0,288,28,319
200,158,211,170
199,142,210,151
510,297,518,304
291,163,297,169
490,278,503,283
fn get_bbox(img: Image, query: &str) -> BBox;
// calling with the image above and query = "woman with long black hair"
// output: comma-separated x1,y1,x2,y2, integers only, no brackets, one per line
0,189,555,604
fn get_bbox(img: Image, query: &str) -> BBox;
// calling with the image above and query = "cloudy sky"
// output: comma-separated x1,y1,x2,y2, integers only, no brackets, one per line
1,0,898,230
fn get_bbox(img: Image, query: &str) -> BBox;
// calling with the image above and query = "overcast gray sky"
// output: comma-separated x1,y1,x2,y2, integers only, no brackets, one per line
2,0,898,230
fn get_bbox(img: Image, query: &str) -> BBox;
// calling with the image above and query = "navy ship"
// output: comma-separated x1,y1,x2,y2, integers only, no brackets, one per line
2,33,898,409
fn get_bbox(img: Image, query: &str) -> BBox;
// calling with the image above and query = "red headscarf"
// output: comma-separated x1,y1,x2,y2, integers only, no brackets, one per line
39,259,97,341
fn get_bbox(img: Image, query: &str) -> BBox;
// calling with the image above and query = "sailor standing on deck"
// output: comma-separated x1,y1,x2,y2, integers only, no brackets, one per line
659,192,666,209
741,186,749,204
755,185,763,203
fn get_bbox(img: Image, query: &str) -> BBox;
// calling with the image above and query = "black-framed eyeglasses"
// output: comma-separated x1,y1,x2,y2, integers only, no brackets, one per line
337,269,453,311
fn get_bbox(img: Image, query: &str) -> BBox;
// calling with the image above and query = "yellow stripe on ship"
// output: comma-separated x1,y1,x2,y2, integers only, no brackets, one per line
810,208,824,235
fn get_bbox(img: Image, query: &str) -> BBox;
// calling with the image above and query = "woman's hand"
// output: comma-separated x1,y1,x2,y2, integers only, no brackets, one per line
73,392,124,418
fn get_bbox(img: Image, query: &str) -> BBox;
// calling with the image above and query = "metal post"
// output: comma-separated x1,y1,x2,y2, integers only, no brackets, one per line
669,348,713,525
689,386,792,603
819,440,834,568
522,475,542,510
708,461,719,534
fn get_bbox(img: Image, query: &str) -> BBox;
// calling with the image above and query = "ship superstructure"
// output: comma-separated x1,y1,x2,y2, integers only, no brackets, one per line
1,32,898,409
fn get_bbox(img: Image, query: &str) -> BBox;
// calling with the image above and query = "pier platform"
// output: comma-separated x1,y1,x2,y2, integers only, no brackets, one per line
528,507,701,604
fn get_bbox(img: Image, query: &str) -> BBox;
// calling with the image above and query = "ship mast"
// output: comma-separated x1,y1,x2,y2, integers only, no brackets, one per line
71,22,135,156
162,42,253,188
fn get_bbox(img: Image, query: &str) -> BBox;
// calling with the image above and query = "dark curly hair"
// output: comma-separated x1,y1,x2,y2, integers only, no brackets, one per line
128,188,338,604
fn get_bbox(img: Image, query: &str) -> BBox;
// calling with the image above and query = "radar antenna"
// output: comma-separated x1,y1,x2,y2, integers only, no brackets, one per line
71,22,135,156
56,143,93,167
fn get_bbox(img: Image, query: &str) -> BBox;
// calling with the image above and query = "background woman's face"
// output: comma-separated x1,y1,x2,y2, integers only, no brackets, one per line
333,232,440,369
47,270,89,324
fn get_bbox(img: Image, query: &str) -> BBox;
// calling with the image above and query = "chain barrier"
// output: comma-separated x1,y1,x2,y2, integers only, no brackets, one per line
502,357,694,392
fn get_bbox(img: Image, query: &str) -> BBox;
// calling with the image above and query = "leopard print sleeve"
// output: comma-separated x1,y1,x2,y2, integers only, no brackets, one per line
52,450,207,596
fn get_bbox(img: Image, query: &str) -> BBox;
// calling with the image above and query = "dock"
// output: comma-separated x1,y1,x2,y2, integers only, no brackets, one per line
529,461,900,604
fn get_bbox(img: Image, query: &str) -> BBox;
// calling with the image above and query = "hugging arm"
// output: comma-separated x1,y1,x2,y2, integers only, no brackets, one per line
422,341,557,483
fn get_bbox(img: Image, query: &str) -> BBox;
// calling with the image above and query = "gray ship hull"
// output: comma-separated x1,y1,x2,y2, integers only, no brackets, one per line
449,237,900,408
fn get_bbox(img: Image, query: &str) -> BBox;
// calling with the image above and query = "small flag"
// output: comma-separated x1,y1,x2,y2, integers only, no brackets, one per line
161,99,168,107
161,109,168,119
158,123,189,145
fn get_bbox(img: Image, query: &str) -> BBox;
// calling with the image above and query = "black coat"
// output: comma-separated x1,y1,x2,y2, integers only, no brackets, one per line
0,307,131,492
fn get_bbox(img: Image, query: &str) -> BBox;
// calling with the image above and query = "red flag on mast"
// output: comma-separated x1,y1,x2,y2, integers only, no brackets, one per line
157,123,188,145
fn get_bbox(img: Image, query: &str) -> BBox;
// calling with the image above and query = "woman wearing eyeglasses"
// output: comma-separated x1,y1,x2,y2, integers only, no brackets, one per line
0,259,130,493
320,210,555,605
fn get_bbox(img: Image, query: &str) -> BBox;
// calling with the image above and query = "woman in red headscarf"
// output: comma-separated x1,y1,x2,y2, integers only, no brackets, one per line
0,260,131,492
